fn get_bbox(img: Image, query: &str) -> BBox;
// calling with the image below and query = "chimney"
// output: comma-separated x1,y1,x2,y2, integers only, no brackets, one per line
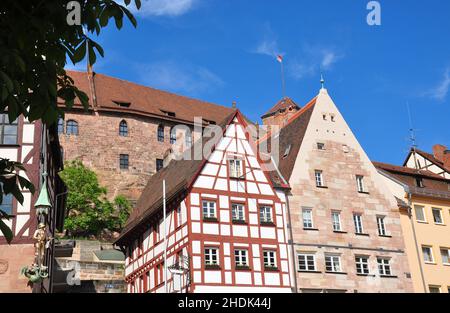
444,150,450,169
432,144,447,162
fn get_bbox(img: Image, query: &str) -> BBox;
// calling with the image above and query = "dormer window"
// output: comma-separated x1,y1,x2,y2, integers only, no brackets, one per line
283,144,292,158
161,110,176,117
113,101,131,108
416,178,424,188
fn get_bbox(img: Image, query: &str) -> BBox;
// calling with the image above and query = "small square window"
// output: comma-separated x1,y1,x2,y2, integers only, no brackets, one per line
263,250,277,269
440,248,450,265
325,254,342,272
377,258,392,276
414,206,426,222
429,286,441,293
202,201,217,220
317,142,325,150
234,249,249,267
204,247,219,267
156,159,164,172
229,158,243,179
422,246,434,263
298,253,316,272
232,203,245,222
302,208,314,229
355,256,370,275
259,206,273,224
416,178,424,188
432,208,443,224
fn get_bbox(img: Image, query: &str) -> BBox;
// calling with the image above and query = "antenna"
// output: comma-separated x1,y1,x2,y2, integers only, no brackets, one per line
407,102,419,169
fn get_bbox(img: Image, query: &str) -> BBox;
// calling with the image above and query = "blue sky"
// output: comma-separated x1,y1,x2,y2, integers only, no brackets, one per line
68,0,450,165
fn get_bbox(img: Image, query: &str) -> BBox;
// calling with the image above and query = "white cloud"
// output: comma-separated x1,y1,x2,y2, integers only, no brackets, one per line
138,61,224,95
321,50,339,69
288,47,343,80
124,0,198,17
427,68,450,101
255,39,284,59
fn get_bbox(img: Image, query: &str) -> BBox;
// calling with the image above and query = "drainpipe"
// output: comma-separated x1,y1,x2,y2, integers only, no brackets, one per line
406,190,427,293
285,194,298,293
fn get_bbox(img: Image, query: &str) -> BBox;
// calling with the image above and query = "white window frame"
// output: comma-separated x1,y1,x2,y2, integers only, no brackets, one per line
377,257,392,276
231,203,245,222
377,216,387,236
302,208,314,229
353,214,364,234
228,158,243,179
356,175,365,193
263,250,277,268
297,253,316,272
204,247,219,266
234,249,249,267
440,248,450,265
422,246,435,264
325,254,342,273
355,256,370,275
429,286,441,293
202,200,217,219
332,211,342,231
259,206,273,223
315,170,324,187
414,205,426,223
432,208,444,225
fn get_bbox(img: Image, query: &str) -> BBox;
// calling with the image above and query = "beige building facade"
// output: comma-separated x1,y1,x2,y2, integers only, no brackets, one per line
261,88,413,293
376,161,450,293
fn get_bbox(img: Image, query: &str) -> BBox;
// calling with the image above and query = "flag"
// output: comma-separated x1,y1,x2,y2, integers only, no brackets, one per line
277,55,283,63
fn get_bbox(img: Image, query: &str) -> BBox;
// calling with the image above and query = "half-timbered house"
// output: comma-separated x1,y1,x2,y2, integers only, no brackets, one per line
115,110,294,293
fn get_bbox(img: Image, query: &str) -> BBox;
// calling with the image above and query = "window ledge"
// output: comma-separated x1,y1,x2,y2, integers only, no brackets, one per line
434,223,446,226
333,230,347,234
260,222,276,227
316,185,328,189
235,266,251,271
303,228,319,231
424,262,437,265
379,234,392,238
358,191,370,195
325,271,347,275
264,267,279,272
205,265,221,270
380,275,398,279
232,220,247,225
355,233,370,237
203,217,219,223
416,220,428,224
298,270,321,274
356,273,375,277
0,144,20,148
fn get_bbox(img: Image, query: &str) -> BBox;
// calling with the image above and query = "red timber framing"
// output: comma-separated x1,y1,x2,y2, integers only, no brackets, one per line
121,111,293,293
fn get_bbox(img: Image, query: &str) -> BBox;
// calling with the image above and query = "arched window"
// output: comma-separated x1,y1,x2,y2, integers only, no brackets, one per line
157,125,164,142
57,117,64,135
185,130,192,148
119,120,128,137
66,120,78,136
170,127,177,144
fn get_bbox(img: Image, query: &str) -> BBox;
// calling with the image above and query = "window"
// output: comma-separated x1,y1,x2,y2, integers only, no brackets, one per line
330,115,335,122
57,117,64,135
156,159,164,172
66,120,78,135
356,175,366,193
315,170,324,187
416,177,424,188
377,258,392,276
0,193,13,215
185,131,192,148
229,159,243,178
119,120,128,136
422,246,434,263
263,250,277,269
119,154,129,170
322,114,327,121
0,114,18,144
157,125,164,142
317,142,325,150
377,216,387,236
440,248,450,265
429,286,441,293
298,253,316,272
176,206,182,227
355,256,370,275
231,203,245,222
283,144,292,158
432,208,443,224
325,254,342,273
204,247,219,266
234,249,248,267
332,211,342,231
414,205,426,222
202,200,216,220
259,206,273,224
170,127,176,144
302,208,314,229
353,214,364,234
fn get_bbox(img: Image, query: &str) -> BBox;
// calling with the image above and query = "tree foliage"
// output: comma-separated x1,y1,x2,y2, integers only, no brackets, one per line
59,160,131,238
0,0,139,241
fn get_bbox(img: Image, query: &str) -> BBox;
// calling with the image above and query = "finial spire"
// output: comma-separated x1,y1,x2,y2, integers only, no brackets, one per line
320,72,325,90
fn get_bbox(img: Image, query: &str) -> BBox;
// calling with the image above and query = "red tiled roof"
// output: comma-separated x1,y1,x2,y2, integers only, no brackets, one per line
258,96,317,181
372,161,447,180
261,97,300,119
61,70,235,125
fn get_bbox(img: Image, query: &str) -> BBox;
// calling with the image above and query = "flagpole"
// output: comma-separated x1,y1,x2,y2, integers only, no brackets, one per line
163,179,168,293
279,56,286,98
